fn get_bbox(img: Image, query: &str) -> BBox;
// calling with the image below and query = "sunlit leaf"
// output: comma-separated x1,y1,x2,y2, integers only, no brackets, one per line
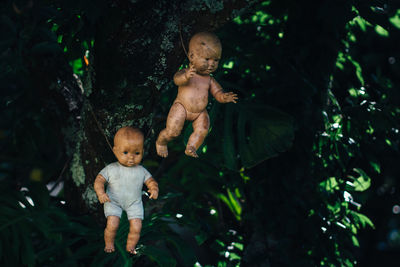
347,55,364,85
233,242,244,250
352,235,360,247
375,25,389,37
369,161,380,173
320,177,339,192
389,11,400,29
349,210,375,229
227,188,242,219
352,168,371,191
354,16,368,32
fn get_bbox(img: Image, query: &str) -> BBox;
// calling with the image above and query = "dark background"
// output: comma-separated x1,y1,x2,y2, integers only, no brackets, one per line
0,0,399,266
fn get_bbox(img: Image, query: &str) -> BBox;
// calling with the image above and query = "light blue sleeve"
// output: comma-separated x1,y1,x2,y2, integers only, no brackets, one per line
142,166,152,182
99,165,110,182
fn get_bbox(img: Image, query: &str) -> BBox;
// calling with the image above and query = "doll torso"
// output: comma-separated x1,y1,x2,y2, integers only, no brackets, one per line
175,73,211,114
99,162,151,208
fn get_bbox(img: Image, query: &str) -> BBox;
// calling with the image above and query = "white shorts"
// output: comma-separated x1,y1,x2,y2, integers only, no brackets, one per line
104,201,144,220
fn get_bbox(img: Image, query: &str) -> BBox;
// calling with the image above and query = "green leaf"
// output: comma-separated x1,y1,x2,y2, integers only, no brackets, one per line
21,228,35,266
389,11,400,29
237,103,294,168
375,25,389,37
217,194,233,213
349,210,375,229
344,258,354,267
216,189,242,221
347,55,364,85
143,246,177,267
0,214,27,231
352,235,360,247
233,242,243,251
70,58,84,76
369,161,380,173
165,235,197,266
115,242,131,265
195,232,208,245
352,168,371,191
319,177,339,192
227,188,242,219
354,16,368,32
229,252,241,260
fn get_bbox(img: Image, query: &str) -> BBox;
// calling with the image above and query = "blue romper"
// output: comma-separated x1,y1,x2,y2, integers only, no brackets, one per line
99,162,152,220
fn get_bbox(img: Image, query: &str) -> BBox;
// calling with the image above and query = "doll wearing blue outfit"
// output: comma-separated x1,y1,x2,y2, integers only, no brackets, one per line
99,162,152,220
94,127,159,254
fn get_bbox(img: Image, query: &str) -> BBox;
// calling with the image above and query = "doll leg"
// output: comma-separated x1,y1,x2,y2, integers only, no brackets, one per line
126,218,142,254
185,110,210,158
104,215,120,253
156,102,186,157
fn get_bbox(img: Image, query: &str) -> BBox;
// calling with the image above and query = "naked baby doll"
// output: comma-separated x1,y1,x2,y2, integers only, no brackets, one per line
156,32,238,158
94,126,159,254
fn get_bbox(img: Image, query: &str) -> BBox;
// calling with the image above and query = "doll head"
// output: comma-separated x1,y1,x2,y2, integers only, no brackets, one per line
113,127,144,167
188,32,222,75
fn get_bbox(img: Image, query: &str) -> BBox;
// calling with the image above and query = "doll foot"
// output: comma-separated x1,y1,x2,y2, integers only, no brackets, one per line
104,244,115,253
156,142,168,158
126,245,137,255
185,146,198,158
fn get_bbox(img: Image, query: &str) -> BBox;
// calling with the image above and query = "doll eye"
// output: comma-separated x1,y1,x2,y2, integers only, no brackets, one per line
135,152,141,155
123,151,128,155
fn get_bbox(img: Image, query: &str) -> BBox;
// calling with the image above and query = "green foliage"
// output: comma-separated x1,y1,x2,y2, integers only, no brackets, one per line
0,177,199,266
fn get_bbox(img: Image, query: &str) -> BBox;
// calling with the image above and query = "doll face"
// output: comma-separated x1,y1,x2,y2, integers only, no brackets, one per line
113,136,144,167
190,44,221,75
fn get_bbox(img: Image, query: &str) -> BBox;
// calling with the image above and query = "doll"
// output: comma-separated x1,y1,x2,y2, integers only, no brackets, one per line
94,126,159,254
156,32,238,158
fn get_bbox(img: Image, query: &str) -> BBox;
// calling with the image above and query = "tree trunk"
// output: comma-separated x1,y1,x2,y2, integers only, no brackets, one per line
63,0,255,223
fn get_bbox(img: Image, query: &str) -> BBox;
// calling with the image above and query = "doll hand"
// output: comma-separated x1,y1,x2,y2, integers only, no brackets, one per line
222,92,238,103
148,188,159,200
185,64,196,80
98,193,110,204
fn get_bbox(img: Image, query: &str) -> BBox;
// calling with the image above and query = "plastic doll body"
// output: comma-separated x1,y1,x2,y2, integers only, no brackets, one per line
156,32,238,158
94,127,159,254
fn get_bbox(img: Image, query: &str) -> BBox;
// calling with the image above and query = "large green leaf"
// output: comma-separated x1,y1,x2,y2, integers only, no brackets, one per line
164,235,197,266
238,104,294,167
143,245,177,267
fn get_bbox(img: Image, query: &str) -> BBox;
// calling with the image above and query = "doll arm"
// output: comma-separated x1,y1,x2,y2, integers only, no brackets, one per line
94,174,111,203
144,177,159,199
210,77,238,103
173,65,196,86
